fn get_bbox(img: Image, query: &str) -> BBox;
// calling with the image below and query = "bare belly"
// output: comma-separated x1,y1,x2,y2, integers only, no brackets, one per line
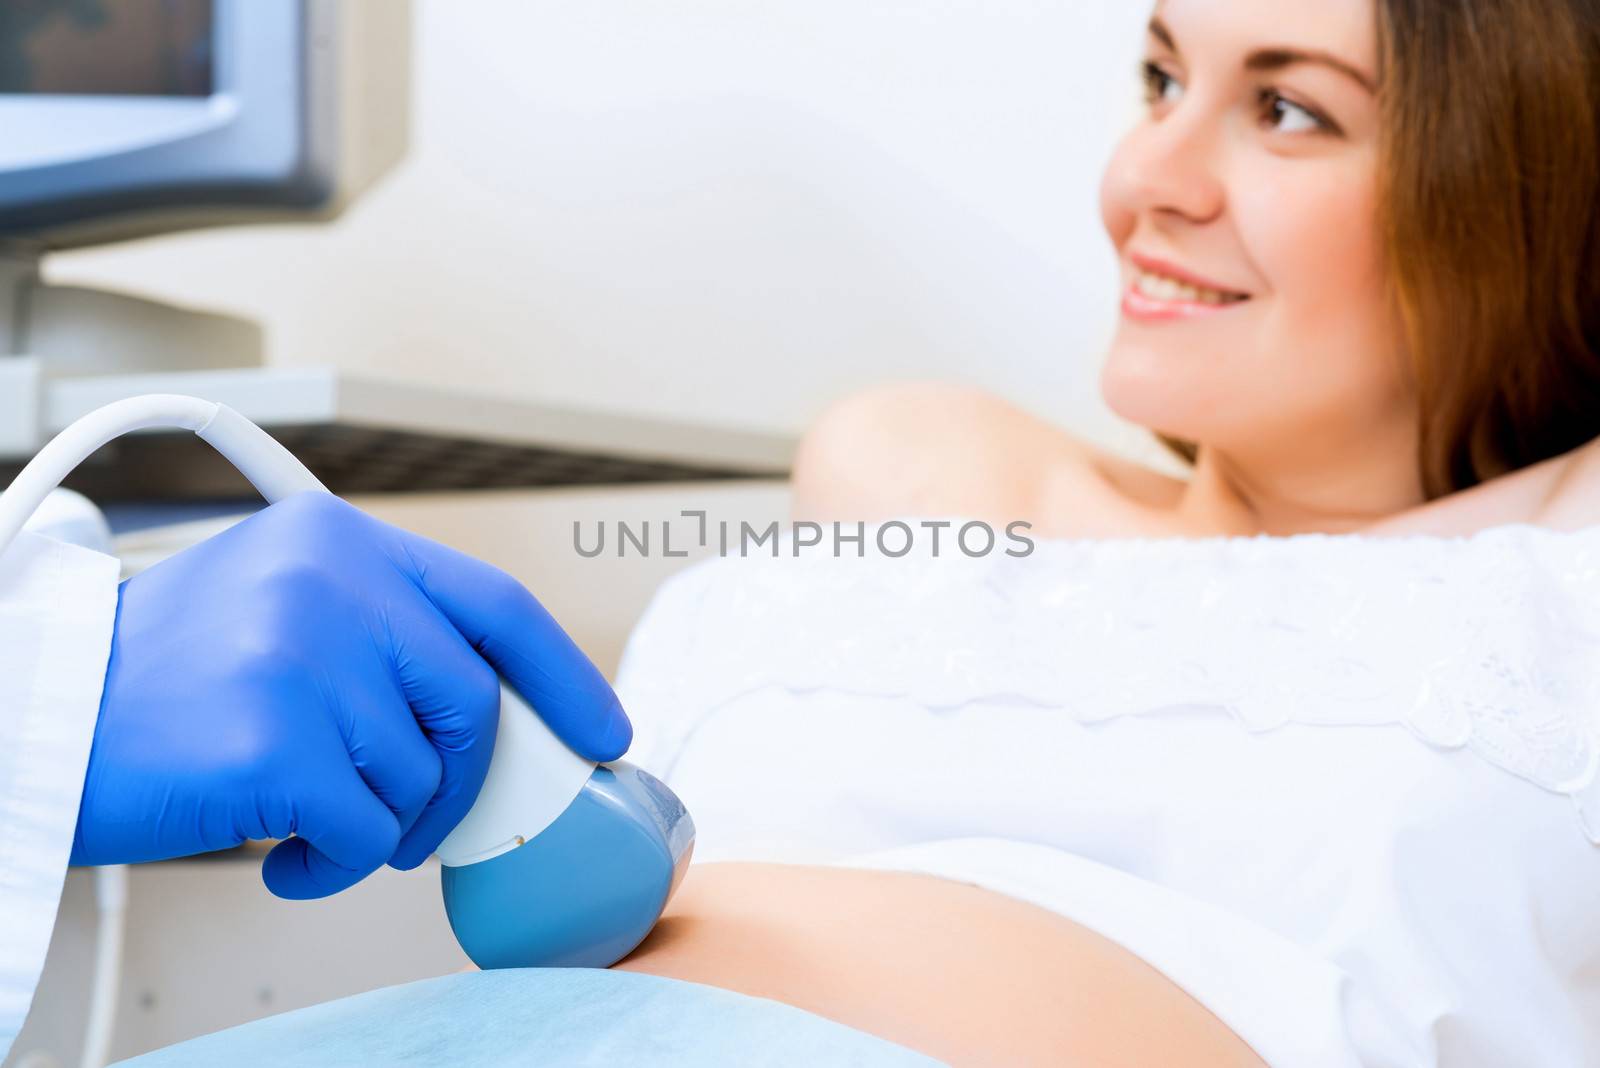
612,861,1269,1068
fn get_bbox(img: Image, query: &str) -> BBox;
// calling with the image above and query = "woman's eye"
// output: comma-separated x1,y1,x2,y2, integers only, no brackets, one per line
1140,61,1182,107
1258,90,1328,135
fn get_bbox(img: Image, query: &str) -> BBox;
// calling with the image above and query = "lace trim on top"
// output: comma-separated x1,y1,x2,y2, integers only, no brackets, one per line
615,521,1600,844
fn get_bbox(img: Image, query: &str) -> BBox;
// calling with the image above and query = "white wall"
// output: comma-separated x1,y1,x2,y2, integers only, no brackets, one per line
46,0,1170,464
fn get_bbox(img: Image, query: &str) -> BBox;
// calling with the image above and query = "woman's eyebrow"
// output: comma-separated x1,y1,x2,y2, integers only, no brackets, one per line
1147,17,1180,52
1244,48,1377,94
1147,17,1378,95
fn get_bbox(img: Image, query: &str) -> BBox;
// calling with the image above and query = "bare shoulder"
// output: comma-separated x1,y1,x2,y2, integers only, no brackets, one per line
790,381,1077,522
1360,435,1600,536
1531,436,1600,531
789,381,1183,530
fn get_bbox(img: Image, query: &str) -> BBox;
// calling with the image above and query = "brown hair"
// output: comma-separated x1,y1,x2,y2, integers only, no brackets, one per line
1156,0,1600,499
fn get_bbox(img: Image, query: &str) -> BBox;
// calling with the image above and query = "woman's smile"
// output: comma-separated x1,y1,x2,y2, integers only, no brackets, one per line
1121,254,1253,323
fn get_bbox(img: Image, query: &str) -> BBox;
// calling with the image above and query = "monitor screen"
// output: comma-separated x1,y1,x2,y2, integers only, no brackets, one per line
0,0,214,97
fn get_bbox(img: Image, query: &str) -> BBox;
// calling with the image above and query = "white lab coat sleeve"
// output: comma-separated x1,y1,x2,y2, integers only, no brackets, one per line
0,531,120,1058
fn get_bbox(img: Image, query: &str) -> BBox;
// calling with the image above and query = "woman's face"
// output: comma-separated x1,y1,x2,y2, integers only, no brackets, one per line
1099,0,1409,462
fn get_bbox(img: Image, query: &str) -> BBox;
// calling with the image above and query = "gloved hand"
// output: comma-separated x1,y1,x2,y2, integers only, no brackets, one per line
71,491,632,899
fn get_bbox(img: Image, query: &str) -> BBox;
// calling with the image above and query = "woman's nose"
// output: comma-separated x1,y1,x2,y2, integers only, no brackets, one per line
1104,103,1227,226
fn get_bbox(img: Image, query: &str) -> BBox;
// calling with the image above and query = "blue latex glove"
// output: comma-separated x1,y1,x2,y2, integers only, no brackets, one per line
70,491,632,899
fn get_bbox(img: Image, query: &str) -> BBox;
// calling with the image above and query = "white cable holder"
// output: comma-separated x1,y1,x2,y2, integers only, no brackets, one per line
80,865,127,1068
0,395,327,556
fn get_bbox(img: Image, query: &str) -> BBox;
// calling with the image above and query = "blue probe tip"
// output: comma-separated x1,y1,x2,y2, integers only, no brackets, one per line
441,762,695,970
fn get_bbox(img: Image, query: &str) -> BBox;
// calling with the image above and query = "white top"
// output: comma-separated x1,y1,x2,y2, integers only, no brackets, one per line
613,520,1600,1068
0,529,120,1060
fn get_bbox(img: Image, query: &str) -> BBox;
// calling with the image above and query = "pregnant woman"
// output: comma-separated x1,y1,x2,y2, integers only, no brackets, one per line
606,0,1600,1065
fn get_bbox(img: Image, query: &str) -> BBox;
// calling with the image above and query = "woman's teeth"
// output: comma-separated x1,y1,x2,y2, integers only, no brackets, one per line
1133,268,1246,306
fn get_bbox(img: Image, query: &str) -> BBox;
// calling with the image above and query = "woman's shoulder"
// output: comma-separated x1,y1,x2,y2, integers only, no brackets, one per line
1522,436,1600,532
789,381,1176,532
1359,436,1600,537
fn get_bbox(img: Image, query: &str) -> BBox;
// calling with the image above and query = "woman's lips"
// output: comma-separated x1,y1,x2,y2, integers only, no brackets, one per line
1121,252,1252,323
1121,281,1252,322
